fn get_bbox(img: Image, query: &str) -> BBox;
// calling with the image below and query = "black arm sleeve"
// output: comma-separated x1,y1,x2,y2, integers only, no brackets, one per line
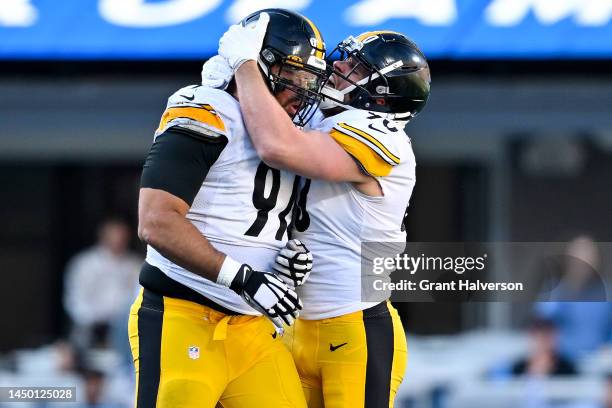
140,129,228,205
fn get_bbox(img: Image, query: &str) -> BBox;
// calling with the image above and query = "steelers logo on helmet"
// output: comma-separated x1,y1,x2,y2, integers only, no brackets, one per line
241,8,328,128
324,31,431,123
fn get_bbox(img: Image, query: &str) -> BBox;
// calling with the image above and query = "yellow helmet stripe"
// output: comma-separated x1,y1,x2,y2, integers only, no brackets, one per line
356,30,402,42
303,15,325,59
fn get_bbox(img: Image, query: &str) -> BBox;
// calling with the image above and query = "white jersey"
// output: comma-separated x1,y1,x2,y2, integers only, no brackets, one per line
146,85,298,314
294,109,416,319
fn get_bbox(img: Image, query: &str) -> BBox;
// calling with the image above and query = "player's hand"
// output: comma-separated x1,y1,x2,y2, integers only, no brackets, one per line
201,55,233,90
230,264,302,330
274,239,313,288
218,12,269,71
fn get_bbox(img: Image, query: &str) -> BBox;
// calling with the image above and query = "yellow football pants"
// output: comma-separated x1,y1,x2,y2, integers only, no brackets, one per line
284,301,407,408
128,288,307,408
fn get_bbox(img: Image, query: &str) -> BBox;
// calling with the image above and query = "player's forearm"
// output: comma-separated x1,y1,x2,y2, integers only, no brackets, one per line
138,205,225,281
234,61,298,165
234,62,368,183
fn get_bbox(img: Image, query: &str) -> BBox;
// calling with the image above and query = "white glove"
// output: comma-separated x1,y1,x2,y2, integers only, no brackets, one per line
218,257,301,333
218,12,269,72
201,55,233,90
274,239,313,288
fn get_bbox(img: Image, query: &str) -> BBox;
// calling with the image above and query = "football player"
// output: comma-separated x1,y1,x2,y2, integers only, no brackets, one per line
216,15,430,408
130,9,325,408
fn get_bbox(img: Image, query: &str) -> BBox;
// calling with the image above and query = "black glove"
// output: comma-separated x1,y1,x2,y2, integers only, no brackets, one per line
273,239,313,288
230,264,302,330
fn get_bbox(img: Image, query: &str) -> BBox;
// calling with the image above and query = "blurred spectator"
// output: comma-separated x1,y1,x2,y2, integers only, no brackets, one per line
512,318,577,377
63,218,141,350
54,339,79,373
74,367,125,408
535,235,612,360
10,339,80,375
604,373,612,408
83,369,107,407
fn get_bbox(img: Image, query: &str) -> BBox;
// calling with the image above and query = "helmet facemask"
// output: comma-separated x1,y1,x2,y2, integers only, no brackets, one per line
240,8,329,127
322,36,385,107
262,58,328,128
322,35,424,123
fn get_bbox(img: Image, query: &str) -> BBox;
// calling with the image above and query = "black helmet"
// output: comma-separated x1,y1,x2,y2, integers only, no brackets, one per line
241,9,327,127
324,31,430,122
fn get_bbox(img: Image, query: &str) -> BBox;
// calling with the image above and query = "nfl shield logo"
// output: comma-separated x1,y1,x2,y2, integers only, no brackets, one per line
188,346,200,360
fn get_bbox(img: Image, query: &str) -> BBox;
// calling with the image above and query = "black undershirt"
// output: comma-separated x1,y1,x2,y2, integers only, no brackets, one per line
139,127,230,311
140,128,228,205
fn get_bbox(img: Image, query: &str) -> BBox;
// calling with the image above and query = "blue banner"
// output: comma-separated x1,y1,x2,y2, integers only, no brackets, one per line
1,0,611,59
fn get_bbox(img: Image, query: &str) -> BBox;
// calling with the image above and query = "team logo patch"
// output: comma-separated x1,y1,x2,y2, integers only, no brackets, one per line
188,345,200,360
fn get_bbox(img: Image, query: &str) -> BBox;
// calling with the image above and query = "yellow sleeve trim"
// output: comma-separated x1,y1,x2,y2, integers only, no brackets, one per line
157,105,226,134
330,129,393,177
337,123,400,165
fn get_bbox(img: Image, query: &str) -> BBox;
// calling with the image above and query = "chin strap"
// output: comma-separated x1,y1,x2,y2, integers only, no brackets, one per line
257,57,276,93
320,73,373,110
319,84,414,126
319,86,352,111
320,60,404,111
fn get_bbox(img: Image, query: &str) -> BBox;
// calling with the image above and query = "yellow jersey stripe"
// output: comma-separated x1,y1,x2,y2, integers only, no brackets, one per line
333,126,395,166
303,15,325,59
329,129,393,177
158,106,226,133
337,123,400,164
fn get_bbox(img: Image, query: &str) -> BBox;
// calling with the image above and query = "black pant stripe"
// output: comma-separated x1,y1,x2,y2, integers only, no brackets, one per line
364,302,394,408
137,289,164,408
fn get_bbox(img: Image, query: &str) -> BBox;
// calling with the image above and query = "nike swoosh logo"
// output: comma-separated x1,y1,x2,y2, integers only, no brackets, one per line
368,123,384,133
180,94,195,101
329,342,348,351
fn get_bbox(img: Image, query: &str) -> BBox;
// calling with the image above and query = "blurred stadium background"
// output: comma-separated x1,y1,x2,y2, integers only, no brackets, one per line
1,0,612,407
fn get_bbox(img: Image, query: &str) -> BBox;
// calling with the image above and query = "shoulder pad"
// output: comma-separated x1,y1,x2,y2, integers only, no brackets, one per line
155,85,233,141
326,110,402,177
